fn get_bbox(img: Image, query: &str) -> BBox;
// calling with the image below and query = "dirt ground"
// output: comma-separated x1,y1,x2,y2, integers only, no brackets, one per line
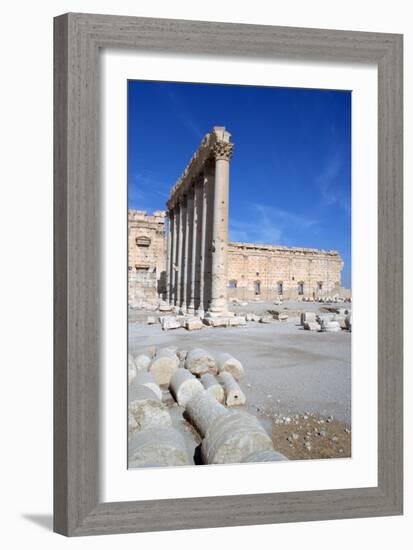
129,300,351,461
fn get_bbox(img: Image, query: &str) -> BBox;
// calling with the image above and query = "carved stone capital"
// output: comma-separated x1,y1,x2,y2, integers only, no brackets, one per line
212,141,234,161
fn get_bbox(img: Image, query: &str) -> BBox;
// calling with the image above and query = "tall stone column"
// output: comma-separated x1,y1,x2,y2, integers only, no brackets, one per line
177,197,186,308
171,206,178,305
194,178,203,313
183,193,192,311
166,212,171,303
198,172,209,316
188,184,197,314
209,138,234,315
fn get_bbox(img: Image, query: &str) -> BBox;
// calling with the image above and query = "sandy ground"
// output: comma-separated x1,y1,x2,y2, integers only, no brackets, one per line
128,300,351,461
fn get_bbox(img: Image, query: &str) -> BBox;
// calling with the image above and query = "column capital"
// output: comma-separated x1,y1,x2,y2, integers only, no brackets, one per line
212,141,234,161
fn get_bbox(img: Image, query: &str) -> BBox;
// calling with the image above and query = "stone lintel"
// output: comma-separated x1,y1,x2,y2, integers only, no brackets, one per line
167,127,232,210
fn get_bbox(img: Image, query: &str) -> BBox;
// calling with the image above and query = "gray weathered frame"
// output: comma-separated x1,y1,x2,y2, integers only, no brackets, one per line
54,13,403,536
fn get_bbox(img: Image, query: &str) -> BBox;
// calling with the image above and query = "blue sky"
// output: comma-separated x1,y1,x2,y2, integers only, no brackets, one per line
128,81,351,288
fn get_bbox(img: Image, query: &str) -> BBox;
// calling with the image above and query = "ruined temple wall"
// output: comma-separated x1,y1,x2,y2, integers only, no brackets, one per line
227,242,343,301
128,210,167,304
127,212,345,304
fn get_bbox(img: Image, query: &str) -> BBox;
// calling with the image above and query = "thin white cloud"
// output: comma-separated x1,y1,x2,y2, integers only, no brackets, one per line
229,204,319,246
315,155,350,215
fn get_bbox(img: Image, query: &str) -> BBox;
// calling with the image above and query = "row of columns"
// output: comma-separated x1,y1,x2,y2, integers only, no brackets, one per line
166,132,234,316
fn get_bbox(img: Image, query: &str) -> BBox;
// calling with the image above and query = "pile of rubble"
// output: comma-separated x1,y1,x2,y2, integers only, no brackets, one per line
300,308,352,332
128,346,287,468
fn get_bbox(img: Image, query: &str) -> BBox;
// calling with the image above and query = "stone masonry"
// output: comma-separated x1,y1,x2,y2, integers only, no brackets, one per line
166,127,234,316
227,242,343,301
128,127,346,308
128,210,166,304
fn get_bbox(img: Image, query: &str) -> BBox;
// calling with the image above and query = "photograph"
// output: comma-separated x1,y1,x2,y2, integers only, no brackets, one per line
127,79,352,468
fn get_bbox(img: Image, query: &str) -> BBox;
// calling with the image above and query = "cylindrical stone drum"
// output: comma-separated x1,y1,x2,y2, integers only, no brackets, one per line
200,373,225,403
216,353,244,380
128,426,192,468
202,411,274,465
186,391,229,437
218,371,246,406
134,353,152,371
185,348,217,376
149,349,180,386
242,449,287,463
169,369,204,407
128,355,137,384
133,371,162,400
128,384,171,434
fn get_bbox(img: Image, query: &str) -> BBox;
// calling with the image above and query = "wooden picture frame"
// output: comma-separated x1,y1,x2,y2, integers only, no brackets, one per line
53,13,403,536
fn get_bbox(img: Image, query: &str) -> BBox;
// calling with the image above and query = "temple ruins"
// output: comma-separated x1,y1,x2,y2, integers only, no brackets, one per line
166,126,234,316
128,126,347,309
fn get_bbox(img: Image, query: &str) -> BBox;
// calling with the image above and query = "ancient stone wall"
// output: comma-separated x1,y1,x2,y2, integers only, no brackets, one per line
227,242,343,301
128,210,166,304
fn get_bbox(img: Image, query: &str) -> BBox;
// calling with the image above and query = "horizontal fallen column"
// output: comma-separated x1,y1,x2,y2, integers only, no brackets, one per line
128,384,171,435
149,349,180,386
185,348,217,376
241,449,288,462
202,411,274,465
169,369,204,407
218,371,246,406
133,371,162,400
200,373,225,403
128,426,193,468
186,391,229,437
216,353,244,380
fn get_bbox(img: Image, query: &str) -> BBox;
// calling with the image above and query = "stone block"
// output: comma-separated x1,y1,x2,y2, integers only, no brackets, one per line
303,321,321,331
161,316,181,331
185,348,217,376
320,320,341,332
259,315,272,324
185,318,203,331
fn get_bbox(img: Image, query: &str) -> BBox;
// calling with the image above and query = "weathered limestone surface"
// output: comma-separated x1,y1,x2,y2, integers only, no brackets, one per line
133,371,162,400
227,242,344,302
242,449,287,462
128,355,137,384
201,411,274,465
200,373,225,403
128,384,171,435
185,391,228,437
149,349,179,386
129,426,193,468
169,369,204,407
216,353,244,380
165,127,234,316
128,210,166,305
320,320,341,332
301,311,317,326
127,127,348,315
218,371,246,406
304,321,321,331
134,353,152,371
185,348,217,376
